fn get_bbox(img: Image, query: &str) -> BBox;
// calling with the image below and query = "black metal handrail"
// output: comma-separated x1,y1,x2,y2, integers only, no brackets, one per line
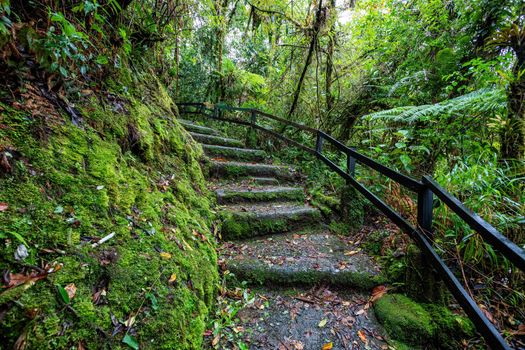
178,102,525,350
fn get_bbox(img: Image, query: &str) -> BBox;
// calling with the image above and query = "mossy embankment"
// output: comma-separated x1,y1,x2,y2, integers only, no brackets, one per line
0,71,218,349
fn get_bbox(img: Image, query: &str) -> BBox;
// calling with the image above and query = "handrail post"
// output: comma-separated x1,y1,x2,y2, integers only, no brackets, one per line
347,149,356,178
315,131,324,155
417,184,434,237
245,109,258,148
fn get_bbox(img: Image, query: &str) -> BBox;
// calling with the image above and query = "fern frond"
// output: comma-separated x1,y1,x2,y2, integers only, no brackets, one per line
366,88,506,124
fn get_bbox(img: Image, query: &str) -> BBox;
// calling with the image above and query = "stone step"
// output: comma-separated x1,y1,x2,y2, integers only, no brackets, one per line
178,119,220,135
189,132,244,148
208,160,298,180
250,177,280,185
220,230,384,290
205,285,388,349
215,185,305,204
202,144,266,162
219,202,321,239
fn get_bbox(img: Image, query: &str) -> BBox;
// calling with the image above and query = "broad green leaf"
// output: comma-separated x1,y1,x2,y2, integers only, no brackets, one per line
122,334,139,350
56,285,70,304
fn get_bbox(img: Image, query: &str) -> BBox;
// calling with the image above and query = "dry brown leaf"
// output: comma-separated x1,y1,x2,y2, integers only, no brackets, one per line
64,283,77,300
358,329,367,343
292,340,304,350
479,305,495,324
211,335,220,347
322,342,333,350
3,263,62,289
344,250,359,256
511,324,525,335
370,285,387,303
0,202,8,212
355,309,366,316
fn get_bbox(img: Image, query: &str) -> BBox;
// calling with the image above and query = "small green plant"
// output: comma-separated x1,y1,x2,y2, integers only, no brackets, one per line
0,0,12,36
34,11,90,77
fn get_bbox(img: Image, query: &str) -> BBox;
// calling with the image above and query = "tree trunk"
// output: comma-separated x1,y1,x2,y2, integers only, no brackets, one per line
325,0,336,112
501,43,525,161
287,0,323,118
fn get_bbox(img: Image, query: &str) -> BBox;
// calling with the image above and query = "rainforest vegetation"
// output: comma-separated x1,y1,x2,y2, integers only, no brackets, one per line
0,0,524,349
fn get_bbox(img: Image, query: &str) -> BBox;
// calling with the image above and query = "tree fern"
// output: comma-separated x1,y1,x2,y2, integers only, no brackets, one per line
366,88,506,124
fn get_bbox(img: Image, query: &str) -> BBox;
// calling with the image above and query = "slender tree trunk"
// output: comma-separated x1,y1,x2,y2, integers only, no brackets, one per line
501,51,525,161
174,16,180,99
325,0,335,112
288,0,323,118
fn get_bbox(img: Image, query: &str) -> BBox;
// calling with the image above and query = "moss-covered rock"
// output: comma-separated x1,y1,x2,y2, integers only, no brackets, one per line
374,294,475,349
0,70,218,349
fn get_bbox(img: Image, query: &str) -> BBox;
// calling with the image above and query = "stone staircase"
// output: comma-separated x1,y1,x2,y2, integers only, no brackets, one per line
179,117,389,349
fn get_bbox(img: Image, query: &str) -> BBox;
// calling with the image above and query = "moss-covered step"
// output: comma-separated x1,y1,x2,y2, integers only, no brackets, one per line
208,160,298,180
373,294,475,349
189,132,244,147
216,185,304,204
219,202,321,239
219,230,384,289
202,144,267,161
178,119,221,135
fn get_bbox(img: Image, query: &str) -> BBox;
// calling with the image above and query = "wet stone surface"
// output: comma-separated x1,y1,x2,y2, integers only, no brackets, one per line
207,286,389,350
220,231,381,279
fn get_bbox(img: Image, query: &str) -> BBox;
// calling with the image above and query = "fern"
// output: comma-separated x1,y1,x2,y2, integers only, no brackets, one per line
388,70,429,96
366,88,506,124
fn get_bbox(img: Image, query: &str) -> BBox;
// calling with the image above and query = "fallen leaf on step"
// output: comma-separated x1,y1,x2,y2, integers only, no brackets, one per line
355,309,366,316
370,285,387,303
358,329,367,343
65,283,77,300
322,342,333,350
291,340,304,349
344,250,359,256
318,318,328,328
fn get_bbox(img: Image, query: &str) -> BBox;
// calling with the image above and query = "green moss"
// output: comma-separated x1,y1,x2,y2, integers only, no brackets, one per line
374,294,476,349
374,294,435,345
219,210,320,239
0,71,218,349
227,259,384,290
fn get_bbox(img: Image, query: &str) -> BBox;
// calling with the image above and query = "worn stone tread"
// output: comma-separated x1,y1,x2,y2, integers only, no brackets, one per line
219,202,321,239
208,160,298,180
178,119,221,135
202,144,267,161
215,185,304,204
205,286,388,349
250,177,280,185
189,132,244,148
220,230,383,289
